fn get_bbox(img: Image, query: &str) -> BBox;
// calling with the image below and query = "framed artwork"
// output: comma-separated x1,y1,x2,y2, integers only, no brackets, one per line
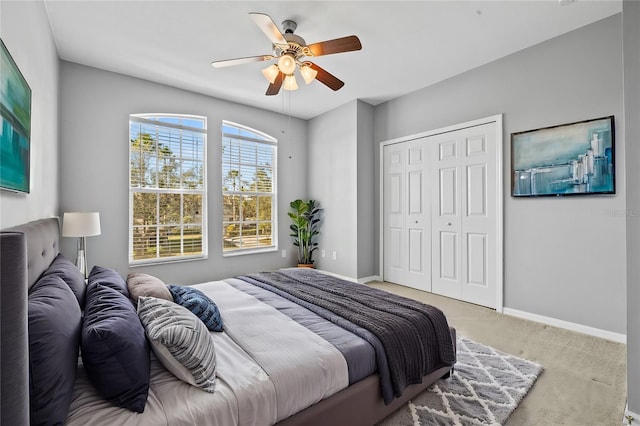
0,38,31,193
512,116,615,197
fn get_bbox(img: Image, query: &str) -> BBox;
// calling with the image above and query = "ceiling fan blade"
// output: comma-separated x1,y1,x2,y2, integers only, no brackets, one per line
307,35,362,57
308,63,345,91
211,55,274,68
265,71,285,96
250,13,288,46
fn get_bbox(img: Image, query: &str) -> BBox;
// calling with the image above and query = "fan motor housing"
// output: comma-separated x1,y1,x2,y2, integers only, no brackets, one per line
273,33,306,58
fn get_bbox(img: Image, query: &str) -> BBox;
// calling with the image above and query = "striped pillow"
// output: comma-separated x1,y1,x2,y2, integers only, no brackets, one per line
168,285,224,332
137,297,217,392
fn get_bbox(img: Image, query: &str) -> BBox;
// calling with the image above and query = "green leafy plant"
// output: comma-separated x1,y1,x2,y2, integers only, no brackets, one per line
288,199,322,265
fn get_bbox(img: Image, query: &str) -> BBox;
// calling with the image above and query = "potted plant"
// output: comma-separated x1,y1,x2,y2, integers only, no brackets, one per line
288,199,322,267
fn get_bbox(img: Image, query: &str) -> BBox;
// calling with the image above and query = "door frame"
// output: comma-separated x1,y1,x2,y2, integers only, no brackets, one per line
379,114,504,312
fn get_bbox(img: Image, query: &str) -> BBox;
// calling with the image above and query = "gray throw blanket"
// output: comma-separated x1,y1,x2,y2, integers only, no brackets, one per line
240,269,456,404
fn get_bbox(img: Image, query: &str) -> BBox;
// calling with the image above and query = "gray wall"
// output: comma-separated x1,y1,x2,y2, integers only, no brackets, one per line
0,1,59,228
373,14,626,334
308,101,358,276
623,0,640,416
59,62,307,284
307,100,376,280
356,100,376,279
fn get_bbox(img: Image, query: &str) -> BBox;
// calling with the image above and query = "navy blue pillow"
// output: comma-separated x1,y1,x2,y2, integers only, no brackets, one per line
168,285,223,332
82,283,150,412
28,274,82,426
88,265,129,298
41,253,86,309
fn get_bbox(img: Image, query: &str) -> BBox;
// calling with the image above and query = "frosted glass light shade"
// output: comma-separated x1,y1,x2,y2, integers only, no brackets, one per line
261,64,279,84
277,54,296,75
283,74,298,91
300,64,318,84
62,212,101,237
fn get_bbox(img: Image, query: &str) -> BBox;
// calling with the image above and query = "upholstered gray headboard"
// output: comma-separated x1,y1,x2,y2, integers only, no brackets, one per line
1,218,61,426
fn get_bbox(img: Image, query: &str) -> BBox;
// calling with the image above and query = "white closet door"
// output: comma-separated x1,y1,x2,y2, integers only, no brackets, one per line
383,145,406,285
383,140,430,291
431,122,497,308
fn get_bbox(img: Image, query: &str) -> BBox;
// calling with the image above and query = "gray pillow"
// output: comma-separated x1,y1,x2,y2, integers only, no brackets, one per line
41,253,86,309
137,296,217,392
126,273,172,303
88,265,129,297
82,283,150,412
28,274,82,425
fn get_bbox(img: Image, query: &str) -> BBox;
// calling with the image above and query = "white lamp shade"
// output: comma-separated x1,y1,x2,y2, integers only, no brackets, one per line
300,64,318,84
283,74,298,91
62,212,101,237
261,64,279,84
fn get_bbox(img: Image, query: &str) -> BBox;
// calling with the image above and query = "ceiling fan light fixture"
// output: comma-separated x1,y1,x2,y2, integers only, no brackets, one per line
277,54,297,75
283,74,298,91
212,13,361,96
300,64,318,84
261,64,279,84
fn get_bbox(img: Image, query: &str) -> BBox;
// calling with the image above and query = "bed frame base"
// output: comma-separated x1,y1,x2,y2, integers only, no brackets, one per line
277,366,453,426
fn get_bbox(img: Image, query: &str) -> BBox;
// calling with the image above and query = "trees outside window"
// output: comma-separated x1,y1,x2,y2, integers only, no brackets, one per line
129,114,206,263
222,121,276,254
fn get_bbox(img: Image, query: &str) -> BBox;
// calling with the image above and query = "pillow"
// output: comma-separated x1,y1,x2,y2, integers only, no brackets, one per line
127,273,173,303
88,265,129,297
137,296,217,392
41,253,86,309
168,285,223,332
28,274,82,425
82,283,150,412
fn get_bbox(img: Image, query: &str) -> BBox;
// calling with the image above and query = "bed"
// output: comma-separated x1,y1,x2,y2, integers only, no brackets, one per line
0,218,456,426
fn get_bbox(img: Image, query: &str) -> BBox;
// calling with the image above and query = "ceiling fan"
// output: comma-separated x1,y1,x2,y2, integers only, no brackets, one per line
211,13,362,96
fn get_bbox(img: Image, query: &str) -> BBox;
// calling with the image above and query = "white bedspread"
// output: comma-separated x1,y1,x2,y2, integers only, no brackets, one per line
67,279,349,426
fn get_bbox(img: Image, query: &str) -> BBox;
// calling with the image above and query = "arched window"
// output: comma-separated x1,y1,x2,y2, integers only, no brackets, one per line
222,121,277,254
129,114,207,264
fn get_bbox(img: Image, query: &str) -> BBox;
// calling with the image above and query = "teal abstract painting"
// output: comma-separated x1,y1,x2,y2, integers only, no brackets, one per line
0,38,31,193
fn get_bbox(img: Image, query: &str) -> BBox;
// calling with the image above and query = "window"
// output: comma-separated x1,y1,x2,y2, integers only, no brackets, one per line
222,121,277,255
129,114,207,264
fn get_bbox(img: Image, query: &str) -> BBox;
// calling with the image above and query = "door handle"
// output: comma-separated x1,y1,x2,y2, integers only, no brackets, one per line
447,222,452,226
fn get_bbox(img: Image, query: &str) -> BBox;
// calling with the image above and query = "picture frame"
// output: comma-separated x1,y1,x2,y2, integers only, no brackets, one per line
0,38,32,193
511,116,615,197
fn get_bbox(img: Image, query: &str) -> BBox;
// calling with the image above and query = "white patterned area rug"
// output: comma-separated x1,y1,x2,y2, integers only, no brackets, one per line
380,337,543,426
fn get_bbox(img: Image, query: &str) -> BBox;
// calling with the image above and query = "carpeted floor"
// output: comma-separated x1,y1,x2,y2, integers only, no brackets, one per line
369,282,627,426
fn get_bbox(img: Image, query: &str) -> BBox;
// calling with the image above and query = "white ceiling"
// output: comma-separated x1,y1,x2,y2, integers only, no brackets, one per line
43,0,621,120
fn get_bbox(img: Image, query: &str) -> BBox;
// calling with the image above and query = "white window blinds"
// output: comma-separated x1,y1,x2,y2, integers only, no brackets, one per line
222,121,277,254
129,114,207,264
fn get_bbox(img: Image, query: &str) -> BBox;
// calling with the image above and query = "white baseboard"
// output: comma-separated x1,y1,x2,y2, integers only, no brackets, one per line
315,269,359,283
315,270,381,284
358,275,380,284
503,307,626,344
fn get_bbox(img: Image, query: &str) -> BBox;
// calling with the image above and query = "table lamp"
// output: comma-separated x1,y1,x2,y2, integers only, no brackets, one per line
62,212,101,279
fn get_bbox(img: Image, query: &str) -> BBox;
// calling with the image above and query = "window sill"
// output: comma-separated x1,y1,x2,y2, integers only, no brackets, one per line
222,246,277,257
129,254,207,268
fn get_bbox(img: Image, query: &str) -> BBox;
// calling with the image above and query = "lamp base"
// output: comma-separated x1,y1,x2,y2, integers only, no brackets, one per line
76,236,88,279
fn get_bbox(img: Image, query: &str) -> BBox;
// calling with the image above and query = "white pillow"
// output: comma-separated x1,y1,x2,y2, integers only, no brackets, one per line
137,296,217,392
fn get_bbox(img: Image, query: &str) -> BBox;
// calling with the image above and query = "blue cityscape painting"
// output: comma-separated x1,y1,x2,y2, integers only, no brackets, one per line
512,116,615,197
0,38,31,193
